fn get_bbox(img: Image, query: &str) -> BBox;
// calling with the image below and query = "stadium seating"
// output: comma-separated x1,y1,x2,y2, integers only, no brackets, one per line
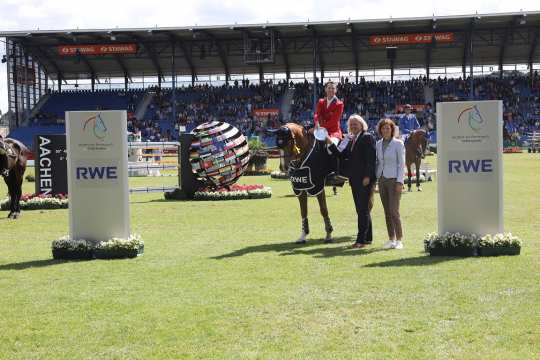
8,74,540,149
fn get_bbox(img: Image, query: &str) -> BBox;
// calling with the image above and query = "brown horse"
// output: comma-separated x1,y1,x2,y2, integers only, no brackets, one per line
275,123,334,243
405,129,428,192
0,137,29,219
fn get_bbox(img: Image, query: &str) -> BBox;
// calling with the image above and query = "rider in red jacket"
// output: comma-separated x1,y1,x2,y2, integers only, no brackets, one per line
314,81,344,139
314,81,345,184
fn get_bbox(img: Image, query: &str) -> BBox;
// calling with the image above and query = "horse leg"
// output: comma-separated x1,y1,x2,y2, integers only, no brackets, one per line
296,192,309,244
13,170,23,218
317,190,333,243
6,174,15,219
416,160,422,191
406,164,412,192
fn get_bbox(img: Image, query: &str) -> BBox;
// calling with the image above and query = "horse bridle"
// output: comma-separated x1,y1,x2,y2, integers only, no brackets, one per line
271,126,306,168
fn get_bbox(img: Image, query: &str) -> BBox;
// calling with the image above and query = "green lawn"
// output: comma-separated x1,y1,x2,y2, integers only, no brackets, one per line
0,154,538,359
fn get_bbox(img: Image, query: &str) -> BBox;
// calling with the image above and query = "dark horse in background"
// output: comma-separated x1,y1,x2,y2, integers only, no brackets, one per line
275,123,334,243
0,137,29,219
405,129,428,192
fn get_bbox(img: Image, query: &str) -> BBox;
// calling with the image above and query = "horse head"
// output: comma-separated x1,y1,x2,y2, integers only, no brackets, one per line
411,129,428,159
274,125,296,171
273,123,314,171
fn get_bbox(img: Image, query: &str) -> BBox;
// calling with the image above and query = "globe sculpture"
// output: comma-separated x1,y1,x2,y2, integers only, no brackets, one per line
189,121,250,188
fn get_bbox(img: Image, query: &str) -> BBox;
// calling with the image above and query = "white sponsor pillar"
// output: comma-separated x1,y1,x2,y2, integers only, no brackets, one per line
436,101,503,235
66,111,130,242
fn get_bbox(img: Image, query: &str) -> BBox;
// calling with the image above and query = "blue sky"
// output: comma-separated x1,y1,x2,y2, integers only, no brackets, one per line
1,0,539,114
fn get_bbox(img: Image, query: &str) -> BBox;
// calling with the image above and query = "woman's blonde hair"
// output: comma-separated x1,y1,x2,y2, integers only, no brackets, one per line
348,114,368,133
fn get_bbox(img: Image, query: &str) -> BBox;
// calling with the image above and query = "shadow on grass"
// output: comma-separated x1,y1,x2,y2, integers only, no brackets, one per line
279,245,386,258
0,259,71,271
130,198,192,204
363,254,465,267
211,236,352,259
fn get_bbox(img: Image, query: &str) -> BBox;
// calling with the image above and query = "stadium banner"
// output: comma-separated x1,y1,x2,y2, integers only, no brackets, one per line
369,32,454,46
34,134,67,196
66,110,130,242
253,108,279,117
58,44,138,56
436,101,503,236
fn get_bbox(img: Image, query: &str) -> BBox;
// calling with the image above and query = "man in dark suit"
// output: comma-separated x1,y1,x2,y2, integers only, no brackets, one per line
327,114,376,248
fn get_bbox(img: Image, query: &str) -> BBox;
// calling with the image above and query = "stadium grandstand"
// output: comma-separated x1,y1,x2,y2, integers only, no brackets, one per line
1,11,540,150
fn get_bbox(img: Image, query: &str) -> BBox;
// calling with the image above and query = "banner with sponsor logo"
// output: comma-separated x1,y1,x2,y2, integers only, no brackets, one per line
58,44,137,56
34,134,67,196
369,32,454,46
66,110,129,242
252,108,279,117
436,101,503,235
289,141,332,197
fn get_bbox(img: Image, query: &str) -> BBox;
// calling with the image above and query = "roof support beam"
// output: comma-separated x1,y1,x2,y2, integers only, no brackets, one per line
30,45,65,83
425,20,436,80
93,31,132,81
528,27,540,78
274,30,290,81
130,33,164,84
309,27,324,82
168,33,196,85
199,30,230,84
258,64,264,83
462,18,475,80
90,34,132,81
55,35,98,83
499,17,518,77
114,54,131,82
350,24,359,84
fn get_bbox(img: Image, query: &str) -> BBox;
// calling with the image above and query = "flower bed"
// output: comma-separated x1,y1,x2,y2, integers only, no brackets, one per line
477,233,522,256
424,232,478,257
164,184,272,201
424,232,522,257
52,237,94,260
194,184,272,201
94,235,144,259
52,234,143,260
1,193,68,211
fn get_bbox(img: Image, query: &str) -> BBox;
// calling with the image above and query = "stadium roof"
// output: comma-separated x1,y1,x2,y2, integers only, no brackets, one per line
1,11,540,82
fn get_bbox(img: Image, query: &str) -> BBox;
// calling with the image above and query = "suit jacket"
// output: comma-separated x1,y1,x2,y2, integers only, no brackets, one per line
329,131,376,184
314,97,344,138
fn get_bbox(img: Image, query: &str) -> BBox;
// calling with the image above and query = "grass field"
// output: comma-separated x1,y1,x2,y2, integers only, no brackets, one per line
0,154,539,359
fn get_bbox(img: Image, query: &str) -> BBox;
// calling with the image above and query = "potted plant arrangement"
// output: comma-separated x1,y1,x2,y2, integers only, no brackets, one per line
247,138,269,173
424,232,478,257
52,236,94,260
51,234,144,260
94,234,145,259
478,233,521,256
423,232,522,257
